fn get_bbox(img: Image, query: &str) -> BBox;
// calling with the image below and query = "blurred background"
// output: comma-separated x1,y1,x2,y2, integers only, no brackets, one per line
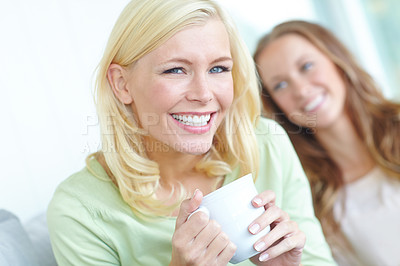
1,0,399,222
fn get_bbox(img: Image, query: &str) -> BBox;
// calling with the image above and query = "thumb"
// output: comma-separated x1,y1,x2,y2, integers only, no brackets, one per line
176,189,203,228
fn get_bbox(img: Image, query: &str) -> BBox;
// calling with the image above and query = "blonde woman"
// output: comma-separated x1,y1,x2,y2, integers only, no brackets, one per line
254,20,400,266
47,2,335,265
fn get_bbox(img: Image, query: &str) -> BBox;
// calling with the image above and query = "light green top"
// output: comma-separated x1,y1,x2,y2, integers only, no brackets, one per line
47,118,336,265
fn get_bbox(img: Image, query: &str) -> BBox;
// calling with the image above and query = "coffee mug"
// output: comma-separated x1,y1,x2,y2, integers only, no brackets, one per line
189,173,270,264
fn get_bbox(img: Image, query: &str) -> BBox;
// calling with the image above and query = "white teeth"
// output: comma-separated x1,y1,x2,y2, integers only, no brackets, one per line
304,95,324,112
172,114,211,126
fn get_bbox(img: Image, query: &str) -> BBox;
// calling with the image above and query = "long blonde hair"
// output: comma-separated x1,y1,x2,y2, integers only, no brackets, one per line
88,0,261,218
254,19,400,241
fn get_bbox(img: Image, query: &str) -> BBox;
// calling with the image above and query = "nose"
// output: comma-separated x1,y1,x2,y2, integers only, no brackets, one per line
186,73,213,104
291,77,311,99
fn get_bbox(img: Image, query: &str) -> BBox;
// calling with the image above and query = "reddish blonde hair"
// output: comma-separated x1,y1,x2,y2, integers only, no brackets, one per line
254,20,400,237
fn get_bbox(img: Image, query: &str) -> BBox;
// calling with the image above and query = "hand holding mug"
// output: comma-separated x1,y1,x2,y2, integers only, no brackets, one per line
249,190,305,266
172,174,306,266
171,189,237,266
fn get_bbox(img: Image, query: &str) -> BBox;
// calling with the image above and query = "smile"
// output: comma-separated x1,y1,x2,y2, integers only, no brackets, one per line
171,113,212,127
304,94,325,112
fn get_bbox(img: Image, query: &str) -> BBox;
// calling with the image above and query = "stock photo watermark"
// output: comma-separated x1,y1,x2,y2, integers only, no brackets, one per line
80,112,318,153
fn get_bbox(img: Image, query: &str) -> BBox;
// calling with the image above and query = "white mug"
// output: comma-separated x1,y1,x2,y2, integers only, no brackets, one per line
189,173,270,264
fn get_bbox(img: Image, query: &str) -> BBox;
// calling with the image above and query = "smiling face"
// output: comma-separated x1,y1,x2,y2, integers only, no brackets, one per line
256,34,347,130
123,18,233,154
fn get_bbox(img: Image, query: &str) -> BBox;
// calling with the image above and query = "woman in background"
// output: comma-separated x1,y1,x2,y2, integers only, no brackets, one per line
254,20,400,266
47,2,335,266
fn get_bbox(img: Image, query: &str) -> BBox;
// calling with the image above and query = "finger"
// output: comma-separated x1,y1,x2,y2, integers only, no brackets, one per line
258,230,305,262
191,219,222,251
176,189,203,228
171,208,210,258
217,241,237,264
176,220,231,265
174,210,210,246
248,205,289,235
252,190,276,208
203,231,234,261
188,206,209,220
253,220,299,253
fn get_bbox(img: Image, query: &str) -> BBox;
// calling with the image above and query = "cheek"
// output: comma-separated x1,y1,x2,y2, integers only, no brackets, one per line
142,81,182,111
271,92,295,116
313,68,331,85
130,90,171,130
216,79,234,109
318,66,347,101
316,61,341,85
331,71,347,97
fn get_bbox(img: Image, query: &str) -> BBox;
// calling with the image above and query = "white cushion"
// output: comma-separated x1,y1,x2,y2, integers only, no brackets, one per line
0,209,39,266
24,212,57,266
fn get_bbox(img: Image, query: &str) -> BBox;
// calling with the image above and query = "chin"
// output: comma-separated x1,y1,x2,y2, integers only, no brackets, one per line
177,142,213,155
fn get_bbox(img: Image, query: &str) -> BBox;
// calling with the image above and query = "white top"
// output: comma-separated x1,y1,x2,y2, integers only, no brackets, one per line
332,167,400,266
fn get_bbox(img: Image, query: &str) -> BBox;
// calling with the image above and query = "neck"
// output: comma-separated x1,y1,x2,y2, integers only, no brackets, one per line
144,136,204,184
315,115,375,183
145,136,221,206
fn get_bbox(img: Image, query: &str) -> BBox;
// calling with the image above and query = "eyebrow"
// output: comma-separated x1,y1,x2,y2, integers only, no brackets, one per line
268,76,284,84
265,71,287,84
296,53,313,64
211,56,233,64
267,54,314,83
160,56,233,66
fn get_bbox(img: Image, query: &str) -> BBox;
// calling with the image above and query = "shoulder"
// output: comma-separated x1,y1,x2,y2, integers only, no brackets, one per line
255,117,293,155
254,121,336,265
255,117,286,135
253,118,295,186
46,159,136,253
54,166,118,203
254,117,309,204
47,159,131,224
46,161,149,265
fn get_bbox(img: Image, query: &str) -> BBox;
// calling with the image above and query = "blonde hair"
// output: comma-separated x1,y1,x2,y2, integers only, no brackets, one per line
254,19,400,250
88,0,261,218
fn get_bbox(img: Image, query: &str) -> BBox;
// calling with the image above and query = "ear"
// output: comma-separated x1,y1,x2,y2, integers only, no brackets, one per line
107,63,133,104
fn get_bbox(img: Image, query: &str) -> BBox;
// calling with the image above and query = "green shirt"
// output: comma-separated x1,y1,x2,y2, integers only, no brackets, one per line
47,118,336,265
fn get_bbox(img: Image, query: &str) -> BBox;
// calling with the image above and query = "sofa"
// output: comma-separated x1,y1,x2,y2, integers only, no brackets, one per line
0,209,57,266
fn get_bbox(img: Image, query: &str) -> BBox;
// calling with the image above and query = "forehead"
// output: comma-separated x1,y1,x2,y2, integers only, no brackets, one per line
257,34,322,73
145,18,231,61
263,34,319,59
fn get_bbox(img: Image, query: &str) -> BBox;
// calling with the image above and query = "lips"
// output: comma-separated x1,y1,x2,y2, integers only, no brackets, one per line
304,94,325,112
171,113,212,127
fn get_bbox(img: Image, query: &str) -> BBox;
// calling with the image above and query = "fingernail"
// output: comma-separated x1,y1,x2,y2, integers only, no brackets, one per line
254,241,265,252
259,252,269,261
249,223,260,234
191,189,199,199
253,197,262,206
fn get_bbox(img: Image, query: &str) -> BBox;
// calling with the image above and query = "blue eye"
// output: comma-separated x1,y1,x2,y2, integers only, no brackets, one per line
273,81,288,91
209,66,230,73
163,67,184,74
302,62,313,71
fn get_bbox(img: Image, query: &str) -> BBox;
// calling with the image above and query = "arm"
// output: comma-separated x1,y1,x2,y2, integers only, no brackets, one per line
255,119,336,266
47,190,119,266
278,131,336,265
